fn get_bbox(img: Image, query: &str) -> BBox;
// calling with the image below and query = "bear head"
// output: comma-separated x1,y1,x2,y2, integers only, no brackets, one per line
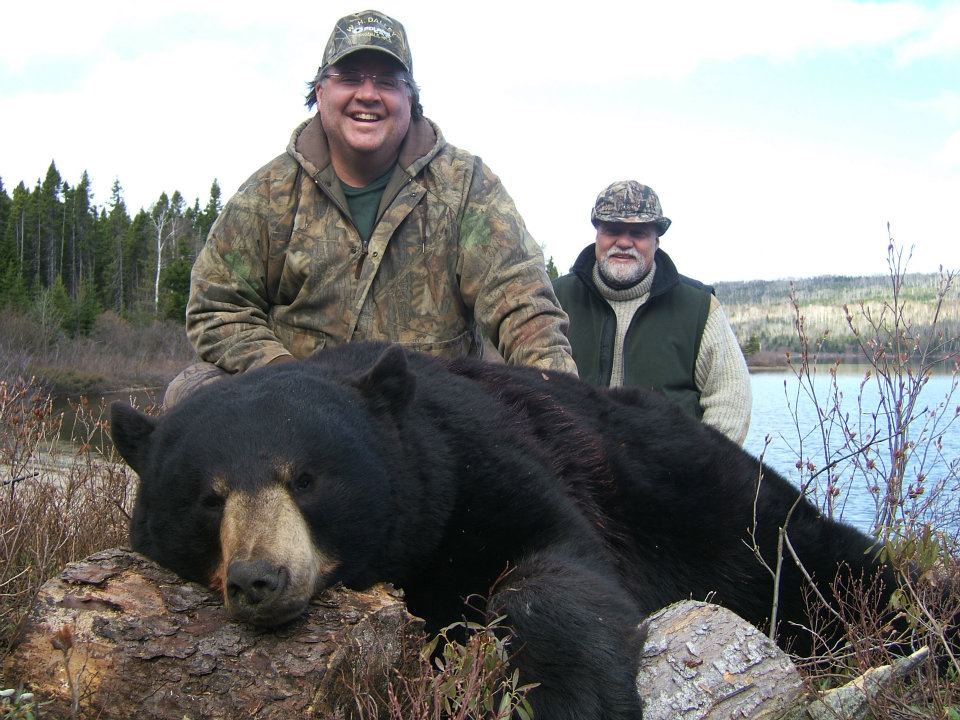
110,346,417,626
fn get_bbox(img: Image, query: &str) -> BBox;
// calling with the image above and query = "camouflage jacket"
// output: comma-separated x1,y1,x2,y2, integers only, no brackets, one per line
186,116,576,375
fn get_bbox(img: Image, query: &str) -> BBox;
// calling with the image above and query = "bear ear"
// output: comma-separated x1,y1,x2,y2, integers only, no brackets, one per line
351,345,416,418
109,402,157,474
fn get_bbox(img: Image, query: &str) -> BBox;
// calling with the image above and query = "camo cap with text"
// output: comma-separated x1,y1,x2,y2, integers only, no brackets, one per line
321,10,412,73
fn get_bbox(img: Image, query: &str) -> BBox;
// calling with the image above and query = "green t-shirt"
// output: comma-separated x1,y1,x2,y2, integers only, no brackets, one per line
340,168,394,243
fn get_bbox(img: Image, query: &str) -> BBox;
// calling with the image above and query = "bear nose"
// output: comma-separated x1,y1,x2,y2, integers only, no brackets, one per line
226,559,288,608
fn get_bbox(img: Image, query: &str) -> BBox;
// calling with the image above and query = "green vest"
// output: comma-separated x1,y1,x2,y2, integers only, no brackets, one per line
553,247,712,419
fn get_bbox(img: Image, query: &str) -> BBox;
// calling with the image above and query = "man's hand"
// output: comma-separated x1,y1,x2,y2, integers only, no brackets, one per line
268,355,296,366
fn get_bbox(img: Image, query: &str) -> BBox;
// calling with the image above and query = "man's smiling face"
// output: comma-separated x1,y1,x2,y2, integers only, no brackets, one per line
316,50,412,178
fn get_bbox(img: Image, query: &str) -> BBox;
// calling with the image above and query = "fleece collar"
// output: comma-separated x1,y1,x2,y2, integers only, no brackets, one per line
287,115,443,181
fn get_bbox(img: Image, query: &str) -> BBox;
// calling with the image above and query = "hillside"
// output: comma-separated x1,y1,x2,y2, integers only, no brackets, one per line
712,272,959,363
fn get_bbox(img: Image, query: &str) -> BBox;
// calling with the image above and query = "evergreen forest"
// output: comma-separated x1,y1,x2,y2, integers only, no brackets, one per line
0,161,222,336
1,162,956,389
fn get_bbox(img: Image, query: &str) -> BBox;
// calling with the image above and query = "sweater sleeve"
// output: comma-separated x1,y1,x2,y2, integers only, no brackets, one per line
694,296,752,444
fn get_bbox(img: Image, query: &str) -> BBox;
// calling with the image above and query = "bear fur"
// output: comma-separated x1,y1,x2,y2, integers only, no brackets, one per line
110,342,895,720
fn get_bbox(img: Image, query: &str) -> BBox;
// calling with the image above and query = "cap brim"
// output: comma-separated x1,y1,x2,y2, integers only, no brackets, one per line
593,214,671,235
323,46,410,72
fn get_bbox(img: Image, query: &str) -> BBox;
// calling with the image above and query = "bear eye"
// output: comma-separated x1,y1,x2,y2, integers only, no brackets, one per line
201,493,225,511
291,473,313,493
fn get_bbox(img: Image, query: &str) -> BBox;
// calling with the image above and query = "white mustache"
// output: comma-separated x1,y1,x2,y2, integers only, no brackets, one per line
604,246,642,260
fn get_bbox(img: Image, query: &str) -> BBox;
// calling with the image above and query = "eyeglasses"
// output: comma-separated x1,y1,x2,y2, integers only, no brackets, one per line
597,222,658,240
325,71,409,92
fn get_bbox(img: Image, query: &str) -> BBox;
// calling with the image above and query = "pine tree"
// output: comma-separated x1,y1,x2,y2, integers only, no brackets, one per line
0,260,29,310
62,171,96,298
17,182,41,288
38,161,64,287
0,179,14,272
158,255,192,321
0,178,10,255
90,206,108,306
546,256,559,281
129,209,156,314
195,179,222,254
5,183,31,273
0,180,30,311
48,275,72,333
102,179,131,313
74,274,100,336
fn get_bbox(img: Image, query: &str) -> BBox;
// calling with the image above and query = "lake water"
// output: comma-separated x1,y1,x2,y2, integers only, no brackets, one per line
744,367,959,533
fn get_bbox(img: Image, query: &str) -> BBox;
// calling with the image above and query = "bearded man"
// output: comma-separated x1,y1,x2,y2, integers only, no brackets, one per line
553,181,751,444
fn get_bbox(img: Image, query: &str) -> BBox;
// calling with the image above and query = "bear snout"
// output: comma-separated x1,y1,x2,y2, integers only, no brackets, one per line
224,559,304,625
217,484,337,626
227,559,288,606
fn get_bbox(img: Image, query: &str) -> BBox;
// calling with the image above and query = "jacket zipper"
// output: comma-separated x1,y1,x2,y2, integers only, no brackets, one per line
354,246,368,280
354,177,415,279
313,170,415,282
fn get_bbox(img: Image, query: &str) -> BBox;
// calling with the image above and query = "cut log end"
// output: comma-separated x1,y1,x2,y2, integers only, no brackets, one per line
636,600,804,720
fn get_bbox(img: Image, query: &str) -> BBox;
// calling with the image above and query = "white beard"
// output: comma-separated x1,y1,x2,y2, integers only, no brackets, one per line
598,247,649,288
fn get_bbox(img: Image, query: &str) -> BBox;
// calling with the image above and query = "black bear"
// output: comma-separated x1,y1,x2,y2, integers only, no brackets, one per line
110,342,894,720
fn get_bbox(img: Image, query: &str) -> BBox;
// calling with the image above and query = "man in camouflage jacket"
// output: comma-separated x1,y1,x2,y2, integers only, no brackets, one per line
168,10,575,405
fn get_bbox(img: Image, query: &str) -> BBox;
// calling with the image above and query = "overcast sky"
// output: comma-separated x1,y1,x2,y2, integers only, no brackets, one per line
2,0,958,282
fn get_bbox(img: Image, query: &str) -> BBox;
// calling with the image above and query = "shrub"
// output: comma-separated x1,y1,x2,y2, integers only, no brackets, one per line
760,230,960,718
0,380,137,649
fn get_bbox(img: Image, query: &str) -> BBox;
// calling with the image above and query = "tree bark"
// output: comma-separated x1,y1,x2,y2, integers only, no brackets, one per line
3,548,422,719
4,552,808,719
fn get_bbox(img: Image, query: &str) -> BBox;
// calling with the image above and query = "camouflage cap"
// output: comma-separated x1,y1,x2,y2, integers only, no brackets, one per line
321,10,412,73
591,181,671,236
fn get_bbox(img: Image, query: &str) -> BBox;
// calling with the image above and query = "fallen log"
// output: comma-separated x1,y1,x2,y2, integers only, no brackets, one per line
3,548,422,719
5,550,896,720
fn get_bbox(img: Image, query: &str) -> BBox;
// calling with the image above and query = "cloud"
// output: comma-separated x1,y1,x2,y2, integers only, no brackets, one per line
936,130,960,168
895,3,960,63
1,27,308,208
2,1,943,78
1,0,324,72
2,2,197,71
396,0,937,84
496,100,960,282
909,90,960,122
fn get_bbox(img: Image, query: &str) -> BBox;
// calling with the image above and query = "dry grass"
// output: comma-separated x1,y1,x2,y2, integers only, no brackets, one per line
0,379,140,650
759,237,960,719
792,554,960,719
350,618,535,720
0,310,194,394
